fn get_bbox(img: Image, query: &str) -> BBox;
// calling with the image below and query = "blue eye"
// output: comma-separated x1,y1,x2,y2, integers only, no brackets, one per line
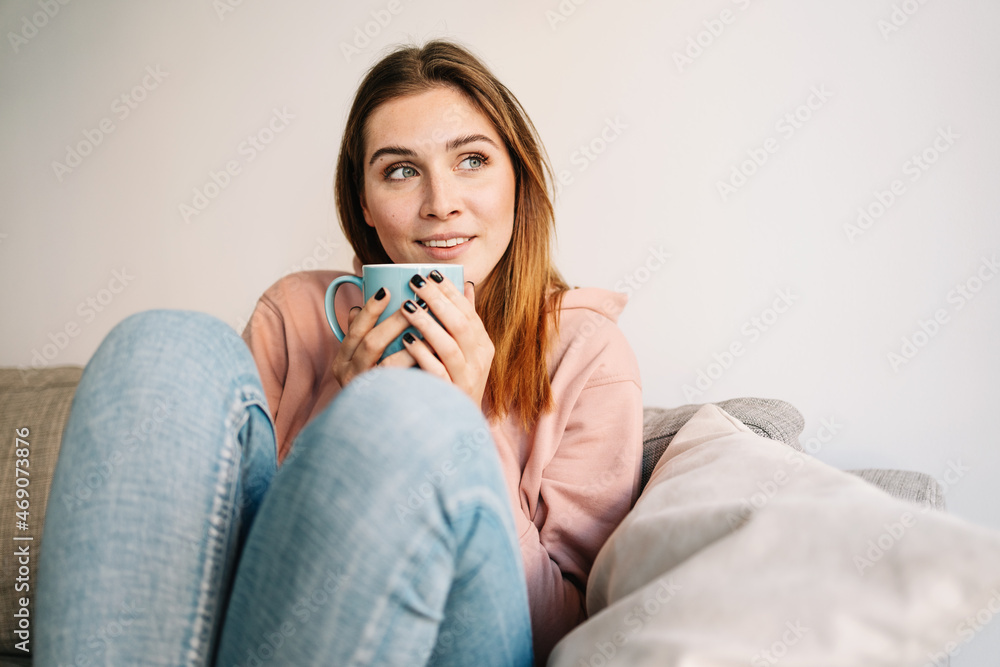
384,164,417,180
460,154,488,170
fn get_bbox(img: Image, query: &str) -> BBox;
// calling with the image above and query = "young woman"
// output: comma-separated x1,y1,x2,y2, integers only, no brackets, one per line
37,40,643,665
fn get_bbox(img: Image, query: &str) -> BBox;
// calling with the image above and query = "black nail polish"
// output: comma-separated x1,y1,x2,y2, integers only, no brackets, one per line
416,298,427,310
374,287,386,300
429,270,444,283
403,300,418,313
402,332,416,345
410,274,426,288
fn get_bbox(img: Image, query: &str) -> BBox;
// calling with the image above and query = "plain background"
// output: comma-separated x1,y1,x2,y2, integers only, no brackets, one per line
2,0,998,663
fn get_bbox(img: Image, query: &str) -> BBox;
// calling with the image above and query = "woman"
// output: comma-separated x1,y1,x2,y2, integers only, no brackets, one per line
37,40,643,665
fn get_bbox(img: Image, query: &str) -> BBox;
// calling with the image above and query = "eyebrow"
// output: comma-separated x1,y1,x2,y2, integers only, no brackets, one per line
367,134,499,166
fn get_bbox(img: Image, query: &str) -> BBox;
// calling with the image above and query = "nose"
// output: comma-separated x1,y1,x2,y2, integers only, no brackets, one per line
419,173,461,221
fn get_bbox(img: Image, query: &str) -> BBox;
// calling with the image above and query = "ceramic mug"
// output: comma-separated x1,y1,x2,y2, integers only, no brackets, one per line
324,263,464,359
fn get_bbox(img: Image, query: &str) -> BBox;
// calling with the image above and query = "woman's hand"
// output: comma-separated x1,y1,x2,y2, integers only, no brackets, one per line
385,270,495,407
331,287,416,388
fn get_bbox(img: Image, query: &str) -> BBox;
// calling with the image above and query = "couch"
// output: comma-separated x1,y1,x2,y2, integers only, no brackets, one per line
0,366,946,665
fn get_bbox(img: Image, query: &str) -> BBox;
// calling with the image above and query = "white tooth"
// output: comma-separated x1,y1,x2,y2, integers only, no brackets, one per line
422,237,470,248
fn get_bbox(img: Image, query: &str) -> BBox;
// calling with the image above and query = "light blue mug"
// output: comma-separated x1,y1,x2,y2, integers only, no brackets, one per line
325,263,464,359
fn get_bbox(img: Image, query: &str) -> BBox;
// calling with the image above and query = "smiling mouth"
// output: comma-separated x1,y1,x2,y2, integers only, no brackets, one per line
418,237,472,248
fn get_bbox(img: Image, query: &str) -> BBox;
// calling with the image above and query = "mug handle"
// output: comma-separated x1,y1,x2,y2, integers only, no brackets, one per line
324,275,363,342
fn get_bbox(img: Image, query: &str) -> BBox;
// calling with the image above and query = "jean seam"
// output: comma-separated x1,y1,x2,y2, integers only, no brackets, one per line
184,389,249,665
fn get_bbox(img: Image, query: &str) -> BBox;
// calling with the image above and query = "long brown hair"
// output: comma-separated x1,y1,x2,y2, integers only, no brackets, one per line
335,40,568,427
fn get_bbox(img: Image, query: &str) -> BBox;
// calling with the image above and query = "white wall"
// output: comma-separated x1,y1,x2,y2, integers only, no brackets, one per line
2,0,998,662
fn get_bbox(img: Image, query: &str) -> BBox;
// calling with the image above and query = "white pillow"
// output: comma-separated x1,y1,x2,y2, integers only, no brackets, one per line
548,404,1000,666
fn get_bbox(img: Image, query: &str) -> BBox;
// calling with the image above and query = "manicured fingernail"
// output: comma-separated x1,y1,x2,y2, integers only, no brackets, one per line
416,298,428,310
403,300,418,313
374,287,386,300
466,281,475,288
349,306,361,314
429,270,444,283
402,332,416,344
410,274,426,288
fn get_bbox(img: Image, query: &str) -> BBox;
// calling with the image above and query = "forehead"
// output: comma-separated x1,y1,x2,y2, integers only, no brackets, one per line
364,86,500,155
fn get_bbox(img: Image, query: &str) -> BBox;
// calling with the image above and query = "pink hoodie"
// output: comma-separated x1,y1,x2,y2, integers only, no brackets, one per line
241,270,643,661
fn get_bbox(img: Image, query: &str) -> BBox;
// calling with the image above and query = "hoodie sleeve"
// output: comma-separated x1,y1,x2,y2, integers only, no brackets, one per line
516,302,644,661
240,270,352,463
242,294,289,429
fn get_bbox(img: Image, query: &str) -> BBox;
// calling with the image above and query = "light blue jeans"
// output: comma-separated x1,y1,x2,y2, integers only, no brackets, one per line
36,310,533,666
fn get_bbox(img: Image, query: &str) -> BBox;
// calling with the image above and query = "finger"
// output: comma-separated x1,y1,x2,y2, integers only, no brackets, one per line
408,273,476,335
351,309,416,367
347,306,362,329
401,332,449,379
341,288,393,361
464,280,476,308
377,346,418,369
344,289,390,342
399,299,464,366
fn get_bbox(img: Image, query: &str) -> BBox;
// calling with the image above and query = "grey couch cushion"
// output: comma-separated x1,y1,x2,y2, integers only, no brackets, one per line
848,468,946,511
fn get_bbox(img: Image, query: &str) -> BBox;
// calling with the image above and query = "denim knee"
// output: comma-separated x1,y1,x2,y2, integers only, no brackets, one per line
286,368,499,492
97,309,250,370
